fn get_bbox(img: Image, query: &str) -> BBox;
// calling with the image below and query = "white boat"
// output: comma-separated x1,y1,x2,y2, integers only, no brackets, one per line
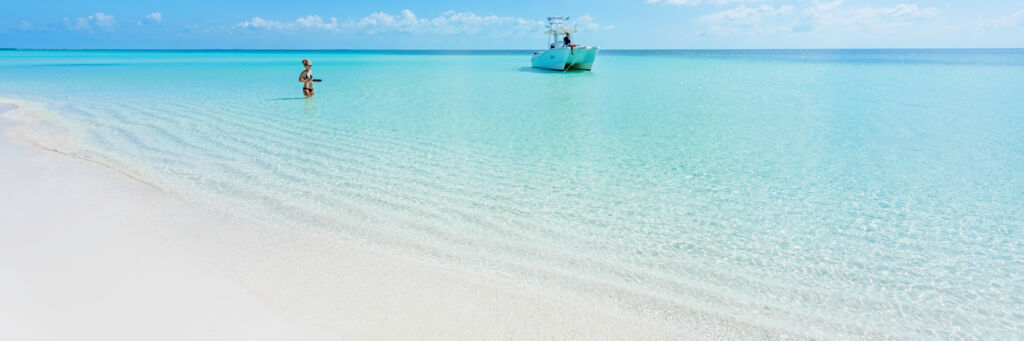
531,17,598,71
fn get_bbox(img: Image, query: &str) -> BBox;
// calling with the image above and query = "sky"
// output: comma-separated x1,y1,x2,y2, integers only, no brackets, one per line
1,0,1022,49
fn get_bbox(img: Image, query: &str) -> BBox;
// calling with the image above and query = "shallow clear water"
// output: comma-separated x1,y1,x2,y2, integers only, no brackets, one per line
2,49,1023,339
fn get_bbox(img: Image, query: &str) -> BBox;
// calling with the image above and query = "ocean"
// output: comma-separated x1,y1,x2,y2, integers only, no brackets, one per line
2,49,1022,339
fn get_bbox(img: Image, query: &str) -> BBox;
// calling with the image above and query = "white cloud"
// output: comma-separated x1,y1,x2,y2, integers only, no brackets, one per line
349,10,542,35
234,10,584,36
698,4,794,23
146,12,162,22
696,4,795,35
647,0,763,6
694,1,939,36
237,15,339,30
801,1,937,32
965,8,1024,31
237,17,278,30
571,15,614,31
92,12,115,29
297,15,339,30
352,10,424,33
63,12,115,31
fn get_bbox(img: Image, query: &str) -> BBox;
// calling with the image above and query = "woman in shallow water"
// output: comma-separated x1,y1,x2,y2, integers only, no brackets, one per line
299,59,315,97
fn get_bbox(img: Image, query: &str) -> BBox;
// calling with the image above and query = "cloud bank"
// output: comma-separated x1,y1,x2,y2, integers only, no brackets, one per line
63,12,115,31
235,10,609,35
647,0,764,6
696,0,940,36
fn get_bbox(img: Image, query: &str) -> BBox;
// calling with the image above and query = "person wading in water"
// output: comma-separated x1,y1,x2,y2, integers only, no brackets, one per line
299,59,321,97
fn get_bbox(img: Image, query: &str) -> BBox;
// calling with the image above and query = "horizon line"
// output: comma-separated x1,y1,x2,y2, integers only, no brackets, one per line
3,47,1024,52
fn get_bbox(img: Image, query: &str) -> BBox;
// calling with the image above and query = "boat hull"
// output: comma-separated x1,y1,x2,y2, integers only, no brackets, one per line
531,47,598,71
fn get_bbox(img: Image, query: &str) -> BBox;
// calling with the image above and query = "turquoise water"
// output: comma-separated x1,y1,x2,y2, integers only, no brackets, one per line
2,49,1023,338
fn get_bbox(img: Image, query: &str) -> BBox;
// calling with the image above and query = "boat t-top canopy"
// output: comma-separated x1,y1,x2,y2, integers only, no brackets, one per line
544,16,576,35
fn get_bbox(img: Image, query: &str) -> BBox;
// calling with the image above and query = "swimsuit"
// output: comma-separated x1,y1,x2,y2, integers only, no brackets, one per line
303,71,314,93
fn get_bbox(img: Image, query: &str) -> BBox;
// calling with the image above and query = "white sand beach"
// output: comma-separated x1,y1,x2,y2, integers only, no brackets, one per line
0,102,716,340
0,105,341,340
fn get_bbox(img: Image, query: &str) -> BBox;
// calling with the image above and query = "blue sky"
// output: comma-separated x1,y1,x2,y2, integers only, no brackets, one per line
1,0,1022,49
